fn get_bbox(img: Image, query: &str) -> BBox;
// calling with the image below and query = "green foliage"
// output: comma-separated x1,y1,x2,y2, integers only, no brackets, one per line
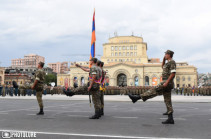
44,74,57,86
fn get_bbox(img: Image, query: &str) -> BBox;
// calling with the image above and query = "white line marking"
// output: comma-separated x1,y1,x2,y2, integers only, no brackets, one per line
113,116,138,119
27,114,36,116
0,113,8,115
68,115,89,118
159,118,186,121
0,103,85,113
0,129,191,139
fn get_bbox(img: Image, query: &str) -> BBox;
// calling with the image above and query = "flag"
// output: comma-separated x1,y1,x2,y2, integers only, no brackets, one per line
89,9,96,68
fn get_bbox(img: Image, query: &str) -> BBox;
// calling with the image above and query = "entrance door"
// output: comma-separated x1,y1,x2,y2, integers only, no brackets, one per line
117,74,127,87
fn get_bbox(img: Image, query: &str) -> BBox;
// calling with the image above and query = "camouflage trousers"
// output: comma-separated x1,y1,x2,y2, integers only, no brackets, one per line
100,90,104,109
72,84,102,111
36,91,43,108
140,81,174,114
91,90,101,111
72,84,88,94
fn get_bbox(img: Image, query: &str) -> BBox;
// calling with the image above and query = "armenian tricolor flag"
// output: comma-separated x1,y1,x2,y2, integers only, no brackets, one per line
89,9,96,68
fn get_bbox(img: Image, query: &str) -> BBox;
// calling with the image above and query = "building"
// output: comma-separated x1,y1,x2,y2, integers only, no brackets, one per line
48,62,69,74
4,73,31,85
11,54,45,68
58,35,198,88
0,67,5,85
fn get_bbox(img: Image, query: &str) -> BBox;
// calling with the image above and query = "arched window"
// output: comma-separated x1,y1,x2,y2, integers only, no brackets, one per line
81,77,85,86
134,76,139,86
188,76,191,81
182,76,185,81
73,77,78,88
176,76,180,82
145,76,149,86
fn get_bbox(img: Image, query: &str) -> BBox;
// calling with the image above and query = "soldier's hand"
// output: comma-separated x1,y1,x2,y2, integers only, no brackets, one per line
75,64,79,67
88,86,91,91
31,86,35,90
163,82,168,87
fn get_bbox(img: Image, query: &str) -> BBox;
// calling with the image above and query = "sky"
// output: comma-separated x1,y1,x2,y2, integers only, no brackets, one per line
0,0,211,73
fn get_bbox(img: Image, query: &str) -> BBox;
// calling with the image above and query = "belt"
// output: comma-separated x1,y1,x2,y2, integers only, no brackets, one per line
162,77,168,80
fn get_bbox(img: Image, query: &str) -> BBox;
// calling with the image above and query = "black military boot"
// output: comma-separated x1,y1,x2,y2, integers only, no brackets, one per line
128,94,141,103
100,108,104,116
163,112,168,115
89,110,100,119
162,113,174,124
37,108,44,115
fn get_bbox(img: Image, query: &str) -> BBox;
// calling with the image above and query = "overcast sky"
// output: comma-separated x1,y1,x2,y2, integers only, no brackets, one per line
0,0,211,73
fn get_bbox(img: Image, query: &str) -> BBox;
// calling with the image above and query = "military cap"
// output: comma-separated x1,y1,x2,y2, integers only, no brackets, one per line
97,60,101,66
89,57,98,63
38,62,45,67
165,50,174,55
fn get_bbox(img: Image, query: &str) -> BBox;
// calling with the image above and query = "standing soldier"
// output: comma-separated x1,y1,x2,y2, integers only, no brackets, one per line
99,61,106,116
184,86,187,96
31,62,46,115
69,58,102,119
128,50,176,124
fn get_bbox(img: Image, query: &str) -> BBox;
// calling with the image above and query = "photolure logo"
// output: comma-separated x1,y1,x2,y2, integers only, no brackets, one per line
2,131,36,138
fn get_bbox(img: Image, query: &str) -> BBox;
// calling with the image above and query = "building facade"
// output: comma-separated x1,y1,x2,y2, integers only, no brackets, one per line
11,54,45,68
4,73,31,85
58,35,198,88
0,67,5,85
48,62,68,74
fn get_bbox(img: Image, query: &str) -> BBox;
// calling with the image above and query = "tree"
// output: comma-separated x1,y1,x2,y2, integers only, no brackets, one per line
44,74,57,86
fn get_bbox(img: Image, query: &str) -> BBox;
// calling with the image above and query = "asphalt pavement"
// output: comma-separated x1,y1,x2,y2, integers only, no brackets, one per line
0,98,210,139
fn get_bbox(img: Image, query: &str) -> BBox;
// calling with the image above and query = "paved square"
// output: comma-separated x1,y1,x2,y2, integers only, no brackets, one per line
0,98,210,139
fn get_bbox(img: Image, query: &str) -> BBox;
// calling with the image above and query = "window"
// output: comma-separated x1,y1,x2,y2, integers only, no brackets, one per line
115,52,118,56
111,53,114,56
134,52,137,56
176,76,180,82
123,52,125,56
130,52,133,56
119,46,121,50
111,46,114,51
130,46,133,50
115,46,118,51
145,76,149,86
115,59,117,62
107,59,110,62
119,52,121,56
123,46,125,50
134,45,137,50
127,46,130,50
182,76,185,81
127,52,129,56
188,76,191,81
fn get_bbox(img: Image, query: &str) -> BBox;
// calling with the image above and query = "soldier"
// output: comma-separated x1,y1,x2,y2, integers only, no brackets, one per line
99,61,106,116
68,58,102,119
31,62,46,115
184,86,187,96
128,50,176,124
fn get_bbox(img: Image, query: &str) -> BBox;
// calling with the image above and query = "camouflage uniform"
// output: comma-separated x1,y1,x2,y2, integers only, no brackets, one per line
34,69,46,109
139,59,176,114
89,64,101,112
100,69,106,109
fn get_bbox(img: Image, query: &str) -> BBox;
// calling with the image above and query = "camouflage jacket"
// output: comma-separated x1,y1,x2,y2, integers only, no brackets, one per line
162,59,176,81
34,69,46,91
89,65,100,84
